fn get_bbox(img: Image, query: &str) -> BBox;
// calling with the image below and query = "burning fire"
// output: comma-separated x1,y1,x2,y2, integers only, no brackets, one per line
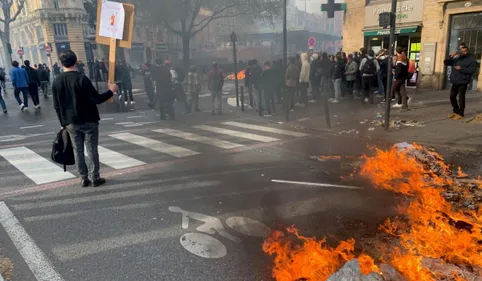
225,69,246,80
264,144,482,281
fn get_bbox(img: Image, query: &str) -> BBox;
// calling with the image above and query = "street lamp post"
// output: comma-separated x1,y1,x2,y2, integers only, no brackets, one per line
230,31,240,107
283,0,289,121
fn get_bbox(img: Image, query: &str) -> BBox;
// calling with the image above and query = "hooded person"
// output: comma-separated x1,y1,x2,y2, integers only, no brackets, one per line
298,53,310,106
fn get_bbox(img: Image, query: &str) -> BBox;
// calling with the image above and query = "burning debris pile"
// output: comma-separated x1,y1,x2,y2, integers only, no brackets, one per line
225,69,246,80
264,143,482,281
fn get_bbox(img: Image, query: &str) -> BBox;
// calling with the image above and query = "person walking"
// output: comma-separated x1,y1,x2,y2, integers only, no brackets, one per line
298,53,310,106
153,59,174,120
24,60,41,109
261,61,277,116
309,53,322,103
0,67,7,95
285,57,300,111
52,50,117,188
10,61,30,111
344,54,358,99
187,65,201,114
391,47,410,111
53,62,61,78
121,61,135,108
38,64,50,98
208,62,224,115
359,49,380,104
444,45,477,120
331,53,346,103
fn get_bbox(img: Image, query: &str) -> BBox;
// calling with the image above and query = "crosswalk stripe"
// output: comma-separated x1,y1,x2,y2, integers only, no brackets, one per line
153,128,244,149
109,132,200,158
0,146,75,184
222,121,309,137
193,125,280,143
94,146,146,170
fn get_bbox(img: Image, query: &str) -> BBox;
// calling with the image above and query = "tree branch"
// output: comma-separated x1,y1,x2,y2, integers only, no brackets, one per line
9,0,25,23
191,2,238,29
187,0,202,33
191,8,250,37
161,19,183,36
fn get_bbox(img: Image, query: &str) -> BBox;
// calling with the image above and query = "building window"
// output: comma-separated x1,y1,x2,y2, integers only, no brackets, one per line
54,0,59,9
36,26,44,42
53,23,68,39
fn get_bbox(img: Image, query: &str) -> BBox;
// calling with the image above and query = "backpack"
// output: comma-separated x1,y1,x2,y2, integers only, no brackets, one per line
51,128,75,172
174,67,185,83
211,70,224,91
362,58,376,75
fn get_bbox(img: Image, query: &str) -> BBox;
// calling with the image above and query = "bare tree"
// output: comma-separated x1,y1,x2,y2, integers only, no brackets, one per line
0,0,25,70
140,0,280,70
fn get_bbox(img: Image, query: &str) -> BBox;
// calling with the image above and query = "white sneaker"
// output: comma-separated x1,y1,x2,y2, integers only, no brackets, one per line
131,101,136,106
264,114,272,117
23,107,28,111
364,98,369,102
392,103,402,108
35,105,40,109
20,104,25,110
331,99,340,104
308,99,316,104
328,98,334,102
407,97,411,105
295,102,301,107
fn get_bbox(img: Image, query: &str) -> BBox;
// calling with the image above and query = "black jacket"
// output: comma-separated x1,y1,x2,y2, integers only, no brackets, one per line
38,69,50,82
261,68,277,91
333,60,346,80
25,66,39,85
320,58,333,78
444,54,477,85
52,71,113,127
394,61,408,80
310,59,322,84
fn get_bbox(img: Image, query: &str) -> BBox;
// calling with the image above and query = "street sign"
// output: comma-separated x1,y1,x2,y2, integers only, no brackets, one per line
17,48,24,57
45,44,52,55
308,37,317,48
321,0,347,18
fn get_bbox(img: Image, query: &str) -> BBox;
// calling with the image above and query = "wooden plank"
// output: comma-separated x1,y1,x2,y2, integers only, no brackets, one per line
108,37,116,103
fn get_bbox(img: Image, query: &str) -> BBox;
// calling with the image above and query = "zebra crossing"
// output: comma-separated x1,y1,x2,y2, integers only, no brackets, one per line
0,122,310,186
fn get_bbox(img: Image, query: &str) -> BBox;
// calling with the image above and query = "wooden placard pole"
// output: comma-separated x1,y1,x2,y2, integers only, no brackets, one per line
108,38,117,102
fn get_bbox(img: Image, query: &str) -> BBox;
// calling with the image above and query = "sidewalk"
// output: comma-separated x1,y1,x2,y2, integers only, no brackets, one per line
230,88,482,152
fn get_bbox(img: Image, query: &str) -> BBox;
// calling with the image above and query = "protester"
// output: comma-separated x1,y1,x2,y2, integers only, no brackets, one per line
0,67,6,95
10,61,30,111
285,57,300,111
320,52,333,98
142,61,155,108
53,62,61,77
261,61,277,116
121,61,134,108
249,59,263,109
0,68,6,113
52,50,117,188
330,52,346,103
153,59,174,120
187,65,201,114
344,54,358,98
37,64,50,98
298,53,310,106
359,49,380,104
376,49,388,96
208,62,224,115
309,53,322,102
24,60,41,109
391,47,410,111
444,44,477,120
165,60,189,115
274,59,284,104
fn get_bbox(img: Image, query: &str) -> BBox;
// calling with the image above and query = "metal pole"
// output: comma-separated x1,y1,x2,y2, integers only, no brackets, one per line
231,33,240,107
283,0,289,121
384,0,397,131
240,85,245,112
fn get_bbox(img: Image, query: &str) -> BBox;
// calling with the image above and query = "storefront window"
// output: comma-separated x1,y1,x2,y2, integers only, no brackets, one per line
447,12,482,90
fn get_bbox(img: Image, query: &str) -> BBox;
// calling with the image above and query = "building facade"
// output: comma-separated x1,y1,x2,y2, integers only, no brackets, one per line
343,0,482,91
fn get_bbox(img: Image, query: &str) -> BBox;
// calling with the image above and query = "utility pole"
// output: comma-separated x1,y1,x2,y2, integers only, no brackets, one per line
283,0,289,121
230,32,240,107
383,0,397,131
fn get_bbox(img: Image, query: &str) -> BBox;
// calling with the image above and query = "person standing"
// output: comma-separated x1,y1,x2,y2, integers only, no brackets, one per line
142,61,155,108
309,53,322,103
320,53,333,99
10,61,30,111
285,57,300,111
331,53,346,104
121,61,134,108
359,49,380,104
261,61,277,116
391,47,410,111
344,54,358,99
208,62,224,115
38,64,50,98
444,45,477,120
52,50,117,188
24,60,41,109
153,59,174,120
187,65,201,114
249,59,263,110
298,53,310,106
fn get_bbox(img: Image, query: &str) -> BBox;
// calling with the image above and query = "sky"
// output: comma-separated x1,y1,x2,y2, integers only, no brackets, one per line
295,0,344,14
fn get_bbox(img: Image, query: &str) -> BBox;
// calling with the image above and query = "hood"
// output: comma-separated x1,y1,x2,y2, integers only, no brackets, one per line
301,53,309,63
397,53,408,64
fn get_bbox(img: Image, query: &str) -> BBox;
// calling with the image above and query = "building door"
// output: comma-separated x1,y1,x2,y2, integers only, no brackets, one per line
446,12,482,90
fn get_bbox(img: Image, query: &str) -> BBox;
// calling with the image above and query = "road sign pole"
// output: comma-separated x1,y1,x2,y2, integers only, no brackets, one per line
283,0,289,121
385,0,397,131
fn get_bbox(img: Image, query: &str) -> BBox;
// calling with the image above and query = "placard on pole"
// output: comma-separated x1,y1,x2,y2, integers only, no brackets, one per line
96,0,135,102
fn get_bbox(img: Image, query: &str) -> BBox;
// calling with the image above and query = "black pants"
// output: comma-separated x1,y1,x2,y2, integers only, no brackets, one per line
450,84,468,116
285,87,296,110
298,82,309,105
345,80,355,98
392,79,408,107
28,83,39,106
158,93,175,120
275,86,282,104
361,76,374,104
263,89,276,115
123,80,134,102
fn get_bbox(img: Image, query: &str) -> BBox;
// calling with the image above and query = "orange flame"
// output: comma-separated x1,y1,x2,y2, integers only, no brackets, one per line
225,69,245,80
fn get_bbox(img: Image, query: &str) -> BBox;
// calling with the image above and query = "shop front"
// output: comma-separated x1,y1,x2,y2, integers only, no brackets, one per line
364,0,424,86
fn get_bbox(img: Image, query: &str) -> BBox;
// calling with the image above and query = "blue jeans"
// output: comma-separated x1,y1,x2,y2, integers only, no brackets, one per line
0,87,6,111
66,122,100,180
377,71,384,95
14,87,29,107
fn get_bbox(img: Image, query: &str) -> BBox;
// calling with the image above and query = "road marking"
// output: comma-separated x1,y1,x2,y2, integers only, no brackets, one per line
110,132,200,158
223,121,309,137
193,125,280,143
199,93,210,98
271,179,362,190
94,146,146,170
0,146,75,184
180,233,227,259
132,89,144,93
153,128,244,149
20,125,43,130
101,117,114,121
225,217,271,237
127,115,144,119
0,202,65,281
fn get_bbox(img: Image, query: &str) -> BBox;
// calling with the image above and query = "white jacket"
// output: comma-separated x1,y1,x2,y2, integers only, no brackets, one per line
299,53,310,83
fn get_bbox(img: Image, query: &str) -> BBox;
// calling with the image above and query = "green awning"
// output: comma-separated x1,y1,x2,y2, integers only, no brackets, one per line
364,27,419,37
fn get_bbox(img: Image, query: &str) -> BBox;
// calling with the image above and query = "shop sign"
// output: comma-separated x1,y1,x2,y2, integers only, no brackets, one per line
447,0,482,9
365,0,424,28
364,27,419,36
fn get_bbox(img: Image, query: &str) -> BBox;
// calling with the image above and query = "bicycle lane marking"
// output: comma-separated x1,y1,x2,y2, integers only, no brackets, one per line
0,202,65,281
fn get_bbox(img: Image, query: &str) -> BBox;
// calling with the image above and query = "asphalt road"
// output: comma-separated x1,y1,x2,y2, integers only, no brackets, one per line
0,82,399,281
